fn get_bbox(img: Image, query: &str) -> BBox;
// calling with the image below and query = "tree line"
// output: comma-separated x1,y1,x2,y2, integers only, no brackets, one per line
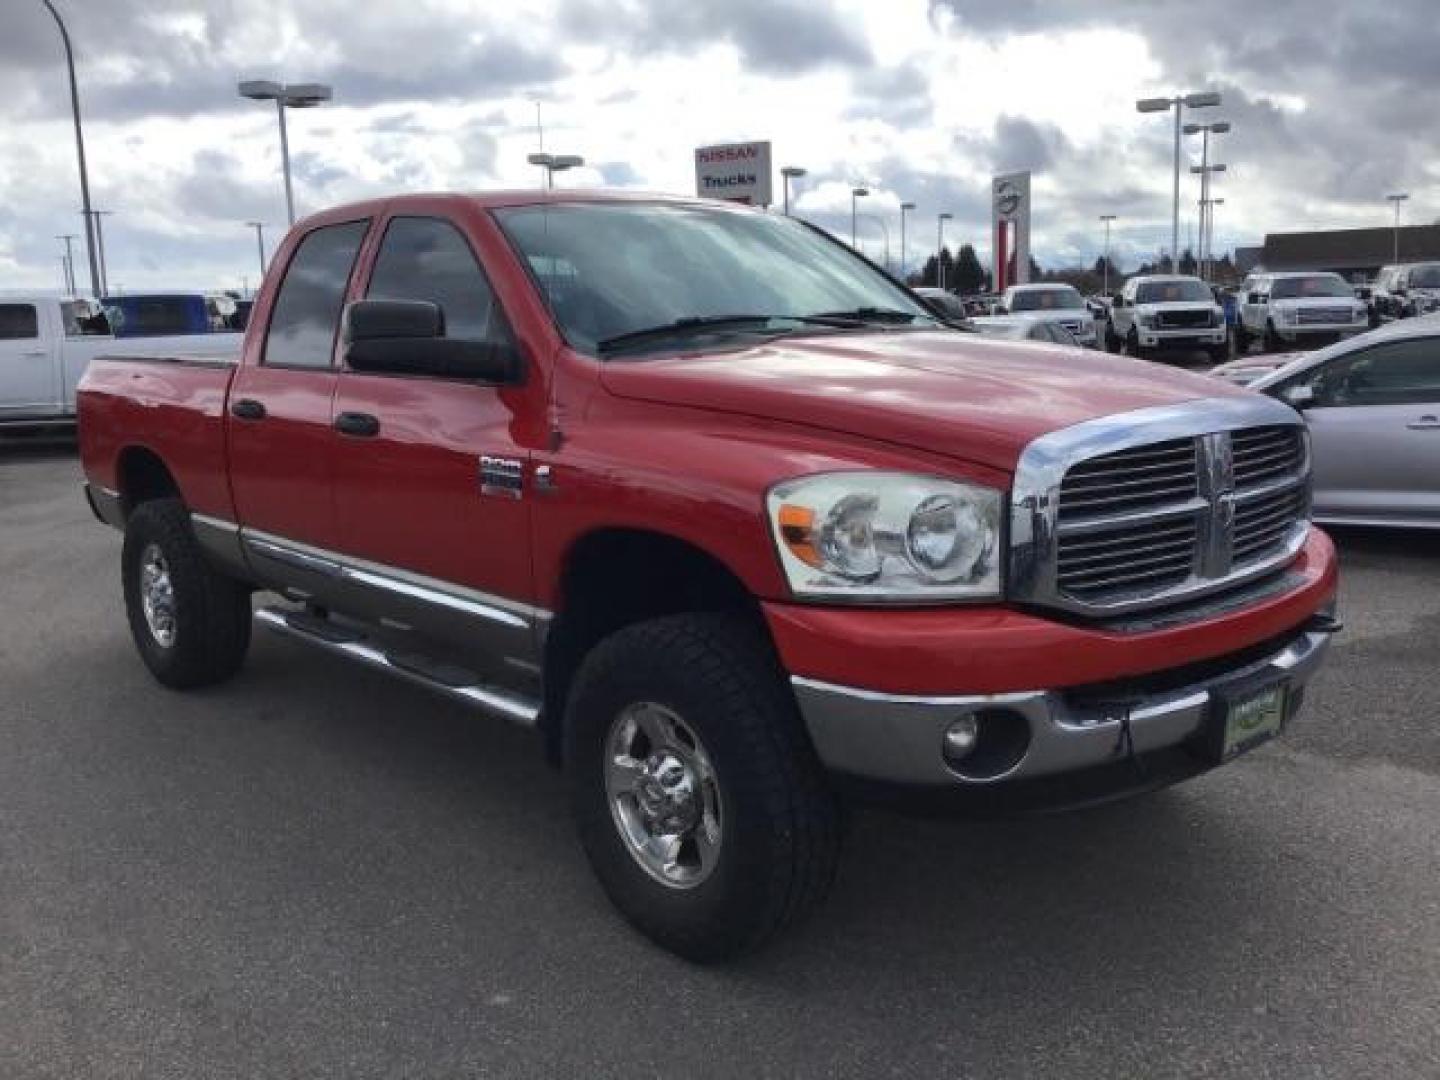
910,245,1242,295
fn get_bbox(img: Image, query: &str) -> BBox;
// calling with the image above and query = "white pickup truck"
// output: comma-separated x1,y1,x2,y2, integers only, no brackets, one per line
0,296,238,430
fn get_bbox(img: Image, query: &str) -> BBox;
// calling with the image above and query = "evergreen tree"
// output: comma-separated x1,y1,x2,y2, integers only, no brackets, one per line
954,244,985,294
1178,248,1198,276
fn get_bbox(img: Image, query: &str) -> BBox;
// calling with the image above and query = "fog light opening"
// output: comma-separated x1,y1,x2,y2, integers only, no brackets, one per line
942,708,1032,781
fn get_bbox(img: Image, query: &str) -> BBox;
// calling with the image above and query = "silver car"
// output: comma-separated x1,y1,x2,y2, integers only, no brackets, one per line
1245,314,1440,528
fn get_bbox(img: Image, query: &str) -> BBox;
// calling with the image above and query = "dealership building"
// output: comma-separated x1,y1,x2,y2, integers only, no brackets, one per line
1252,224,1440,279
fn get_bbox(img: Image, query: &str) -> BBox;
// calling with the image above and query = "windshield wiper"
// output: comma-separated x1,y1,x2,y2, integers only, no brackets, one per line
807,306,923,325
596,315,793,354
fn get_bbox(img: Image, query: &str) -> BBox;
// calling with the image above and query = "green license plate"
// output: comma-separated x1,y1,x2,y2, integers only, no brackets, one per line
1221,684,1287,760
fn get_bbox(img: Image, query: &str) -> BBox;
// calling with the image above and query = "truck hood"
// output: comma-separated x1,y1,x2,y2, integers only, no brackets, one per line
599,330,1250,473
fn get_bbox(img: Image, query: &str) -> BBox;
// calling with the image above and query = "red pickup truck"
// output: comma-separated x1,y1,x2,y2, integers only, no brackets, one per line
78,191,1338,960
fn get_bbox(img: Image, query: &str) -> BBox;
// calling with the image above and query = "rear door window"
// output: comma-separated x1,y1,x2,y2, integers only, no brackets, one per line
1307,338,1440,408
0,304,39,340
265,220,369,369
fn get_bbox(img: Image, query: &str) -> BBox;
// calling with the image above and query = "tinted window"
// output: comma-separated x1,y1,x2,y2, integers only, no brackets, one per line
1271,275,1352,300
366,217,507,343
1135,279,1212,304
0,304,39,340
1305,337,1440,408
265,220,368,368
1010,287,1084,312
1410,265,1440,289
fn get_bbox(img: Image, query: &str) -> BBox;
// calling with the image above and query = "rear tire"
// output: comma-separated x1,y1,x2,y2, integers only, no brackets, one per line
564,612,842,962
1103,320,1121,353
122,498,252,689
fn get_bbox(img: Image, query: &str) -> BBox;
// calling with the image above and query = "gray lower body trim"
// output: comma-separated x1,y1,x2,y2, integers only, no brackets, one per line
197,519,550,679
791,626,1331,788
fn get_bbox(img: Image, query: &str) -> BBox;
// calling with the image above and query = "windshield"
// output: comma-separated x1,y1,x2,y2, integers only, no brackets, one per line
1410,265,1440,289
1135,279,1213,304
1271,275,1353,300
493,202,938,355
1009,286,1084,312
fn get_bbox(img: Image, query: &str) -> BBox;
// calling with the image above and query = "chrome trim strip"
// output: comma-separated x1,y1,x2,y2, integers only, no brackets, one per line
256,608,540,726
190,512,240,535
1010,396,1310,618
790,676,1040,710
240,527,548,629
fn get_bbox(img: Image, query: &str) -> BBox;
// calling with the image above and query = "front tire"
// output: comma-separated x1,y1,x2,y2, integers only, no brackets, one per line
1263,321,1283,353
1103,320,1121,353
564,613,841,962
1127,328,1149,362
122,498,252,689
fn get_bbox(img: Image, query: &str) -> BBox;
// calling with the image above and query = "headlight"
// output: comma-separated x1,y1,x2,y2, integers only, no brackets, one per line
767,472,1002,601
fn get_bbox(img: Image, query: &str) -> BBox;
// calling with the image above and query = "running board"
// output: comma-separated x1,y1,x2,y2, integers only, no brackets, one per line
255,607,540,727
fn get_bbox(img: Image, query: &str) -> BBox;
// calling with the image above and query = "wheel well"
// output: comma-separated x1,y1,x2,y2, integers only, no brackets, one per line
116,447,180,518
540,529,762,764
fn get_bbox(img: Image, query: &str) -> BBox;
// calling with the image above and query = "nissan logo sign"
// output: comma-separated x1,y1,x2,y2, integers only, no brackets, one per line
994,181,1021,218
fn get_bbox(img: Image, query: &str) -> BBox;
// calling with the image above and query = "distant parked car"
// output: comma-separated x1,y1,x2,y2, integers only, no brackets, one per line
970,314,1082,346
1235,272,1370,353
1241,314,1440,528
912,287,967,321
1372,262,1440,320
1105,274,1228,363
995,284,1097,347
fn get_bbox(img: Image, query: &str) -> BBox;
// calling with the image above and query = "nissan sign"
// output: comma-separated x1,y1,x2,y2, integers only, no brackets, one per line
695,141,773,206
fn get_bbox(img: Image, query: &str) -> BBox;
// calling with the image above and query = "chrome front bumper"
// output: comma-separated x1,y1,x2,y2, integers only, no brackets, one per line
1138,327,1227,347
791,625,1331,789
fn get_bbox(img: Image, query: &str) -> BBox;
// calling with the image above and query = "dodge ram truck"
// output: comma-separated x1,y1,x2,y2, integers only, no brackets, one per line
78,192,1339,961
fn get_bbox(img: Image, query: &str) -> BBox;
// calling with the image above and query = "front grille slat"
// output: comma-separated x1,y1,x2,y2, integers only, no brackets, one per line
1052,423,1308,607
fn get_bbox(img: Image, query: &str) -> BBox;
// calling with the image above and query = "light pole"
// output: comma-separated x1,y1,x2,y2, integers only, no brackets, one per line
528,152,584,190
899,201,915,281
1189,162,1227,278
780,166,807,216
862,214,891,273
1205,198,1225,274
850,187,869,248
1138,91,1221,273
40,0,101,298
1184,120,1230,277
56,234,77,295
88,209,113,296
1387,193,1410,263
937,212,952,289
246,221,267,279
1099,214,1117,295
239,80,333,225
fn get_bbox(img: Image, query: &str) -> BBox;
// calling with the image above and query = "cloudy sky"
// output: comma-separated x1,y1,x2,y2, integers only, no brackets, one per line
3,0,1434,293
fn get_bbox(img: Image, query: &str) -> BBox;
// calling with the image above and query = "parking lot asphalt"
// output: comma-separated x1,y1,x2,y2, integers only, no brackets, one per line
3,440,1439,1080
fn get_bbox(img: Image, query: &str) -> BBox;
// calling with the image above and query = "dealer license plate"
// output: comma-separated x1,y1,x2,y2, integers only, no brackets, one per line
1220,684,1286,760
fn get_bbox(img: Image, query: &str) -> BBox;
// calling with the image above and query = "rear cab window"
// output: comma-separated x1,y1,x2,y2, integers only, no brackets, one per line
264,220,370,369
0,304,40,340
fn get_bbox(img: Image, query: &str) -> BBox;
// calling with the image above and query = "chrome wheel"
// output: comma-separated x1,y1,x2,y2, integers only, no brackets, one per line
604,702,723,890
138,543,177,648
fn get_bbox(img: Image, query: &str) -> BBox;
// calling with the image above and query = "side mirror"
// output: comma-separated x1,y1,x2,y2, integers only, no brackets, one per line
342,300,521,383
1281,384,1316,410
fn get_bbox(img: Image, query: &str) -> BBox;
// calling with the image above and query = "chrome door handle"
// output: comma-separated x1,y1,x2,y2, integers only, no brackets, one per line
1407,415,1440,430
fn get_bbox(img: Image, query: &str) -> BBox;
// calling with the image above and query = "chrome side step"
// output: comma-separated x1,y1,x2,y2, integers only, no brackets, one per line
255,607,541,727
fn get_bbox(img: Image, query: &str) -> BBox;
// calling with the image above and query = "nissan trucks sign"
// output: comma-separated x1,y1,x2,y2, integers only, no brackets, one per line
695,141,773,206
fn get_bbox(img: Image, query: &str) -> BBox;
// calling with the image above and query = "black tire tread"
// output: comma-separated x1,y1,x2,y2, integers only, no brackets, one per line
565,612,841,961
122,497,251,689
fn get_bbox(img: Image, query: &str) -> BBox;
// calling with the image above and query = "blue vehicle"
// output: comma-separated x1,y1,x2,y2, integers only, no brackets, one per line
101,294,212,337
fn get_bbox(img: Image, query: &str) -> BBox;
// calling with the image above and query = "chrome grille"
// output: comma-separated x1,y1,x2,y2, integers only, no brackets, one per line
1010,399,1312,617
1296,306,1350,325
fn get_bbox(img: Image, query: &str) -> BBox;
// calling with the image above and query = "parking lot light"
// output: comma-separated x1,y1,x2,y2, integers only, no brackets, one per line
1137,91,1221,275
1387,193,1410,262
937,211,953,290
851,187,869,248
780,166,807,216
239,79,333,225
1099,214,1117,295
528,152,584,190
899,201,915,280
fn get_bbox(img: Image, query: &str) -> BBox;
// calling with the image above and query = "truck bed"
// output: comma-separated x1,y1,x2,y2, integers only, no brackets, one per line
77,354,238,522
